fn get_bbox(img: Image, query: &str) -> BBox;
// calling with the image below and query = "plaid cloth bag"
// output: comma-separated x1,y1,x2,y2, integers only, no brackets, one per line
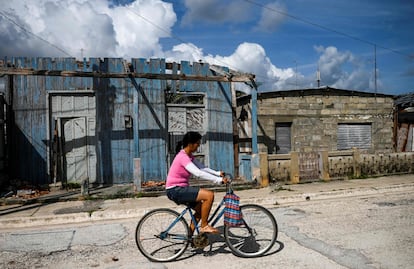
224,193,243,226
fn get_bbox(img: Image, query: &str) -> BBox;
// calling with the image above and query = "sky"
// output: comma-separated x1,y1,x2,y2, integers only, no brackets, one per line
0,0,413,95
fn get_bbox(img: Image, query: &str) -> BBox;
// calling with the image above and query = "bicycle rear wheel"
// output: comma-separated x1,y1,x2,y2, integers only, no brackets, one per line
135,208,190,262
224,204,278,258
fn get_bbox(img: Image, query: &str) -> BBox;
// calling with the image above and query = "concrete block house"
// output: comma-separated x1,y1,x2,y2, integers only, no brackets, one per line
236,87,413,182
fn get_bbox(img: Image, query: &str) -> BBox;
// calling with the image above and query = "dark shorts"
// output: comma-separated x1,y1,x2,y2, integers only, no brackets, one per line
166,186,200,208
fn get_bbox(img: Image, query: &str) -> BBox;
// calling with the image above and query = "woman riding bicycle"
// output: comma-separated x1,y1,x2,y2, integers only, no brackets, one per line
166,131,228,234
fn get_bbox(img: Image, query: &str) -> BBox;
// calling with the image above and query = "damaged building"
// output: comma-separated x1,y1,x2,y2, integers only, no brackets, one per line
0,57,255,191
394,92,414,152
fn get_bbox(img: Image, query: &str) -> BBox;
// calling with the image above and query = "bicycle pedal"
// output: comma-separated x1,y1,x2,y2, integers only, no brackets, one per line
192,233,209,249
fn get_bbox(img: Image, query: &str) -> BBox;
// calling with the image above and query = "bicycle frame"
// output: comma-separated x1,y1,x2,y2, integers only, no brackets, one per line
207,197,226,227
161,195,226,239
161,183,245,239
159,208,190,241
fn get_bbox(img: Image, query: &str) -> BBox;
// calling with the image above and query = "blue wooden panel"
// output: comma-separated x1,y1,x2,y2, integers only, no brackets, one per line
8,57,237,186
11,57,49,184
81,57,92,89
185,62,234,175
179,61,193,92
239,154,252,181
92,58,135,184
133,58,167,182
43,58,53,91
108,58,127,183
131,58,146,160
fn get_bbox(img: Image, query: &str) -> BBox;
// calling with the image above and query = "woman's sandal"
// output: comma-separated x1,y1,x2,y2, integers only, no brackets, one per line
200,225,219,234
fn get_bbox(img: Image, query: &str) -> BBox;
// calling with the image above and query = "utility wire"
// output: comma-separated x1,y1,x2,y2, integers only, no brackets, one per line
125,5,264,84
0,10,72,57
244,0,412,59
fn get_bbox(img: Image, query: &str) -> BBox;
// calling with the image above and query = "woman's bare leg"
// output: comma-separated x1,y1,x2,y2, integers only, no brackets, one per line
190,203,201,235
196,188,215,228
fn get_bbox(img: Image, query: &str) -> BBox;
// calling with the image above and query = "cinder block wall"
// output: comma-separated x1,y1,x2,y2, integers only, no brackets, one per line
256,93,394,154
266,151,414,183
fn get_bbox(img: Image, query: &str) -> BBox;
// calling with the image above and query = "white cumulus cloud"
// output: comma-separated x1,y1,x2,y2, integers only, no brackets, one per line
0,0,176,58
164,42,295,92
0,0,372,93
315,45,375,91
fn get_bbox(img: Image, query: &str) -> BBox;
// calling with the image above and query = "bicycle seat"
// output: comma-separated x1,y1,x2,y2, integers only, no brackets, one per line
179,201,198,209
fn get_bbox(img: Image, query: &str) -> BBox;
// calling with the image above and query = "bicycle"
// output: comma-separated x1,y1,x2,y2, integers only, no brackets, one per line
135,178,278,262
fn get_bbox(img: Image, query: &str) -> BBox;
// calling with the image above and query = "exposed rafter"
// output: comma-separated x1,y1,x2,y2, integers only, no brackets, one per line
0,67,255,83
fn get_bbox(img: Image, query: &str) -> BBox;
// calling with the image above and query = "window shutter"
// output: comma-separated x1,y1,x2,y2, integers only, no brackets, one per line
275,123,292,154
337,124,371,150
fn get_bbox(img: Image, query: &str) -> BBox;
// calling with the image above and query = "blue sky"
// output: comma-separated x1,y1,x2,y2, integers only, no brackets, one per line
1,0,413,95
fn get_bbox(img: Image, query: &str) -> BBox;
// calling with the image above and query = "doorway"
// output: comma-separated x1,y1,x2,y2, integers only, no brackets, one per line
49,93,96,185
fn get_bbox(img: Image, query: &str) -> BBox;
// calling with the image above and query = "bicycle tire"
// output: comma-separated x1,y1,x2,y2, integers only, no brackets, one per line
135,208,190,262
224,204,278,258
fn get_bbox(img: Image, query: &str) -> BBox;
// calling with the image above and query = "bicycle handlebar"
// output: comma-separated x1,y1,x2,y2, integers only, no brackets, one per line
223,174,233,183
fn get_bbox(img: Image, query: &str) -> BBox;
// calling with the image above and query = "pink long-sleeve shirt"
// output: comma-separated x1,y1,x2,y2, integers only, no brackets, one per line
166,150,222,188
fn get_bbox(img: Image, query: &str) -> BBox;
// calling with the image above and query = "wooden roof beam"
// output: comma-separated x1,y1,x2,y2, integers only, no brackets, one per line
0,67,255,83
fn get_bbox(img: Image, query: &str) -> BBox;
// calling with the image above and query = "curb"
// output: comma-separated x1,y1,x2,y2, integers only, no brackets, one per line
260,182,414,206
1,182,413,230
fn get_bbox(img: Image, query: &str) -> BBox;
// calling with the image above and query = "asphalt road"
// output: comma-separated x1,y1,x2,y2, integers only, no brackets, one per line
0,187,412,269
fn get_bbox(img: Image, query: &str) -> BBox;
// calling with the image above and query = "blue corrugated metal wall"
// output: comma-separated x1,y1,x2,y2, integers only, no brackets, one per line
92,58,135,184
7,57,234,185
179,61,234,174
132,58,168,181
10,57,90,185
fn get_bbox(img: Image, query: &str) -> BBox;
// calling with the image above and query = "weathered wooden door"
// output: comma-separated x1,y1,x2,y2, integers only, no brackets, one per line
60,117,96,183
62,117,88,183
50,93,96,185
275,123,292,154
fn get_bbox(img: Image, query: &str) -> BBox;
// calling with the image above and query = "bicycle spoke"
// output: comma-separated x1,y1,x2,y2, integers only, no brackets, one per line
135,209,190,262
224,204,278,258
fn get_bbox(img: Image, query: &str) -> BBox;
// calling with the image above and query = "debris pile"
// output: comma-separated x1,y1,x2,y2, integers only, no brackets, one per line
141,181,165,188
1,181,51,200
15,189,50,199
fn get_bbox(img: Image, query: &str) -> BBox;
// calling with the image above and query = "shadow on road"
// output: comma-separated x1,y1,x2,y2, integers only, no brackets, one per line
173,228,284,262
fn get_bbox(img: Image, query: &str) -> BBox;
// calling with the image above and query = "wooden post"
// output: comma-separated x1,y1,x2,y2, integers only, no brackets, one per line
251,87,258,154
134,158,142,192
81,179,89,196
320,151,330,181
290,152,300,184
231,82,239,178
352,148,361,178
259,152,269,187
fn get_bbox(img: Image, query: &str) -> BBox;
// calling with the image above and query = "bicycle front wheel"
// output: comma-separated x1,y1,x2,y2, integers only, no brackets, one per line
224,204,278,258
135,208,190,262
